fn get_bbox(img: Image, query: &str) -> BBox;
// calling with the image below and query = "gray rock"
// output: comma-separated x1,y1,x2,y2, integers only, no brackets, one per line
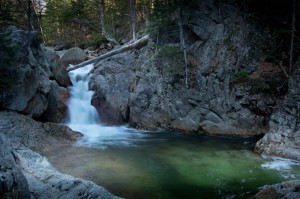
0,111,122,199
42,49,71,87
43,81,69,123
90,53,136,124
0,111,81,152
0,136,30,199
0,27,70,122
89,0,273,136
14,149,122,199
255,67,300,161
253,180,300,199
60,47,87,67
23,94,48,118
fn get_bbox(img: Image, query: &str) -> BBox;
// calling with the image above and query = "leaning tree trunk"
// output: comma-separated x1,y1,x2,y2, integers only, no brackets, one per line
67,35,149,72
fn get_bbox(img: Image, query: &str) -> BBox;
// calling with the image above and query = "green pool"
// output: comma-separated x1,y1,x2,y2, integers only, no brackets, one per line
45,129,300,199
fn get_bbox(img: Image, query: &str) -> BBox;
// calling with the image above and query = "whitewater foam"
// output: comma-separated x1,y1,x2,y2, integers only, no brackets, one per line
67,64,146,148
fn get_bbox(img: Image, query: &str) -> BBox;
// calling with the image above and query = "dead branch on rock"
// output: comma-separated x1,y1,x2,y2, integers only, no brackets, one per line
67,35,149,72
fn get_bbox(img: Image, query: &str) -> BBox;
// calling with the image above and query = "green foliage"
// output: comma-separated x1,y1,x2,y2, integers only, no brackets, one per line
233,69,249,82
155,45,185,77
89,31,108,46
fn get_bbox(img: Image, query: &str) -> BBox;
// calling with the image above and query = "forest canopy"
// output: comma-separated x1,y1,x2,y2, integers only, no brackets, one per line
0,0,299,62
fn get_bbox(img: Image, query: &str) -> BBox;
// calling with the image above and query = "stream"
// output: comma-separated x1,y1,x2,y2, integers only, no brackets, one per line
45,64,300,199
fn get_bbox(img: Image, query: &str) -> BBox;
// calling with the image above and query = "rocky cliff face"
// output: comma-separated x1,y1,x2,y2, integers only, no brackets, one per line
0,26,71,122
255,65,300,161
90,0,285,137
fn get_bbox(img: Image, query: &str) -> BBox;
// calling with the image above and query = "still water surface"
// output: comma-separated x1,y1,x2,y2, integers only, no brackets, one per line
45,129,300,199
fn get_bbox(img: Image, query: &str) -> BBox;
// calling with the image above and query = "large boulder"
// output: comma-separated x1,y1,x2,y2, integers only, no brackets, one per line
42,81,70,123
255,66,300,161
0,136,30,199
0,27,70,122
0,111,81,152
60,47,87,67
41,49,71,87
90,53,136,124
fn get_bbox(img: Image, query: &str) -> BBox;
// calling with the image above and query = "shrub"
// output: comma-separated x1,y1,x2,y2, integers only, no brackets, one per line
233,69,249,82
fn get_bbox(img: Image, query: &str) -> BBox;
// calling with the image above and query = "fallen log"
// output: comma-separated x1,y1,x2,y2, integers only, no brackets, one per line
67,35,149,72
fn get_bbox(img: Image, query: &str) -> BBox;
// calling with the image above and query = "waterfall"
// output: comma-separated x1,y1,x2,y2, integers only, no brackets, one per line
68,64,99,125
67,64,145,148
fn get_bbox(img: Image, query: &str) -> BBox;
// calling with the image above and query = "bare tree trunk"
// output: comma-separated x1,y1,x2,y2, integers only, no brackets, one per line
178,8,188,88
289,0,296,74
27,0,33,31
31,0,45,43
129,0,137,41
99,0,118,44
67,35,149,72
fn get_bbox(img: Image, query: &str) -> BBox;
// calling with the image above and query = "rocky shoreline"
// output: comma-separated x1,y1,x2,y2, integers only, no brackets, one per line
0,111,121,199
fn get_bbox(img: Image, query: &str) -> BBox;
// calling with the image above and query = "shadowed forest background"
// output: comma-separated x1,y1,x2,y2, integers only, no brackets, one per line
1,0,299,71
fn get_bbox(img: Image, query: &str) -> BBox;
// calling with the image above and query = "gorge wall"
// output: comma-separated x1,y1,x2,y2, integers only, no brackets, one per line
90,0,285,136
89,0,299,160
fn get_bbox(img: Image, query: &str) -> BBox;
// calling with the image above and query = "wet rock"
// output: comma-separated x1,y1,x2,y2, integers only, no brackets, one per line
253,180,300,199
0,111,122,199
14,149,122,199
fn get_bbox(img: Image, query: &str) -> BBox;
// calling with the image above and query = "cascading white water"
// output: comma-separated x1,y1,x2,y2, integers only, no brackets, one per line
68,64,99,125
67,64,145,148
